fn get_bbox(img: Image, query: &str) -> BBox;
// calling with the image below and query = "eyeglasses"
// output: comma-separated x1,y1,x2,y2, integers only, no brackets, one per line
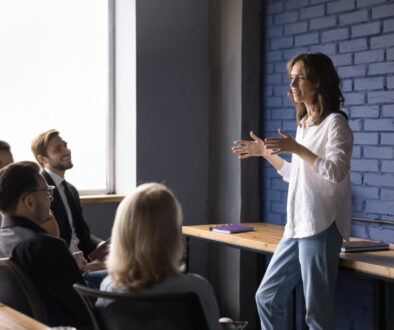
22,185,56,200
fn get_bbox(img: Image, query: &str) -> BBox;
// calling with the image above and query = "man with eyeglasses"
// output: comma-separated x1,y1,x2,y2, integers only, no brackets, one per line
0,161,92,328
31,129,103,266
0,141,60,237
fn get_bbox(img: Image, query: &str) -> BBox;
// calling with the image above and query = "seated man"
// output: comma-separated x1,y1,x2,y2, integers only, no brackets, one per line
0,140,59,236
0,140,14,224
31,129,102,260
0,140,14,169
0,161,91,327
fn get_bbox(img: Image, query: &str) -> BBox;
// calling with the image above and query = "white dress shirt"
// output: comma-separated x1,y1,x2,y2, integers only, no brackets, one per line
278,113,353,240
45,169,80,252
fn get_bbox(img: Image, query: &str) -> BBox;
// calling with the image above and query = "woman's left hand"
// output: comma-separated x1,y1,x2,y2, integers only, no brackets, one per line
264,129,300,155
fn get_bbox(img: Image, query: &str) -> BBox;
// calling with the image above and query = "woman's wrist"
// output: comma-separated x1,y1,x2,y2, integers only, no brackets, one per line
296,144,318,168
294,142,302,156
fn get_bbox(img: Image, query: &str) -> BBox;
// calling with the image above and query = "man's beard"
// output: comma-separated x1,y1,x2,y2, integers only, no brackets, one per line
49,159,73,171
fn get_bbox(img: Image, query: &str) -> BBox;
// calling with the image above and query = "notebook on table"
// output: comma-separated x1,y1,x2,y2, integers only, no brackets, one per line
209,224,254,234
341,240,389,253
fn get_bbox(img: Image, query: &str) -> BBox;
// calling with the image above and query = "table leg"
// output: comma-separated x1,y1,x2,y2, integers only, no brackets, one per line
388,282,394,330
373,280,385,330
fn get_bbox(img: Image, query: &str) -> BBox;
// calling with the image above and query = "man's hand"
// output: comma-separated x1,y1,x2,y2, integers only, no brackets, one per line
82,259,106,272
73,252,106,272
73,251,88,271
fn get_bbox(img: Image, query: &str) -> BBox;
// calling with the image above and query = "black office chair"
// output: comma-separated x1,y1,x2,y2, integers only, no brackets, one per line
0,258,48,323
73,283,210,330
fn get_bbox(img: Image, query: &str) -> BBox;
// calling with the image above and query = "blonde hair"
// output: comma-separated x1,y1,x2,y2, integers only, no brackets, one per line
106,183,183,291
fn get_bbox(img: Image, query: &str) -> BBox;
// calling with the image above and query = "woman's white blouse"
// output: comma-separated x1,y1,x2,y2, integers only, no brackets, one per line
277,113,353,240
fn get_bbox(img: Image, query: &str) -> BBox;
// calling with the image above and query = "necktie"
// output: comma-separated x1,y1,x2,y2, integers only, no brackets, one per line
62,180,77,222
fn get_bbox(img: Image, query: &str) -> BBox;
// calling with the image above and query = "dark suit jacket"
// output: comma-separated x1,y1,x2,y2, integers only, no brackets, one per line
43,170,101,256
0,216,91,327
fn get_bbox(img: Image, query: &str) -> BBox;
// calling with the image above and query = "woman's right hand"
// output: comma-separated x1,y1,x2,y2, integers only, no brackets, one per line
232,131,269,159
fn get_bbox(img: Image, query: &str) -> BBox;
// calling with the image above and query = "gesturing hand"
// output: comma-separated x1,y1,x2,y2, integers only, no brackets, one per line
264,129,299,155
232,131,269,159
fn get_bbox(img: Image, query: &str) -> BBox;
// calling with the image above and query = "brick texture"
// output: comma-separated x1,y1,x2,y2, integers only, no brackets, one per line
262,0,394,327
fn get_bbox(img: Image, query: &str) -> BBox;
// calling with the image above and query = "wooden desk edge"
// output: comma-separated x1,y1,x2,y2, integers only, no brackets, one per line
0,303,50,330
80,194,125,204
183,223,394,280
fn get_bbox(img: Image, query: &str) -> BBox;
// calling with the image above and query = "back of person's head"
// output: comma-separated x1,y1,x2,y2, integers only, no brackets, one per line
287,52,346,125
0,140,13,169
31,129,59,165
107,182,183,291
0,140,11,152
0,161,40,214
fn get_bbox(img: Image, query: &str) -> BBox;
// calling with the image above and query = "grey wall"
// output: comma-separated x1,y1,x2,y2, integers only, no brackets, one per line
208,0,243,318
136,0,250,319
135,0,210,277
82,202,118,239
136,0,210,227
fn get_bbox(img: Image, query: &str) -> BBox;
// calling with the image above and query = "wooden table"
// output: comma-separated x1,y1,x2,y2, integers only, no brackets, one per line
183,223,394,329
0,303,50,330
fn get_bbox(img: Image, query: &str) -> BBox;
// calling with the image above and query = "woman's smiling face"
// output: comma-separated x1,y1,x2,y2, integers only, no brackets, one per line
290,61,318,107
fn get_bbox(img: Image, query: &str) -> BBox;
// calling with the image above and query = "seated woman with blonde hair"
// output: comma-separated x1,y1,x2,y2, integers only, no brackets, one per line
99,182,221,330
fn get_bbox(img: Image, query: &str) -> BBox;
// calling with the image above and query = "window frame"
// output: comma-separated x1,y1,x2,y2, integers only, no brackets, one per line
106,0,115,195
70,0,116,196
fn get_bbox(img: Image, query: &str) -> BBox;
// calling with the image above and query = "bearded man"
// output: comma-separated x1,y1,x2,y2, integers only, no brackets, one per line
31,129,102,258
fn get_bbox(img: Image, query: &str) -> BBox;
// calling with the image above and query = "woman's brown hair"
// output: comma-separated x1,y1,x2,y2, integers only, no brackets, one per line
106,183,183,291
287,52,347,126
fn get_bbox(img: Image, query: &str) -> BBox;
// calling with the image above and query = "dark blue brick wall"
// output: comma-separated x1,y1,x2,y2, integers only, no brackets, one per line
262,0,394,235
261,0,394,328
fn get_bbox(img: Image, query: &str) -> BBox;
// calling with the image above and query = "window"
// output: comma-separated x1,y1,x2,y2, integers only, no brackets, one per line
0,0,114,193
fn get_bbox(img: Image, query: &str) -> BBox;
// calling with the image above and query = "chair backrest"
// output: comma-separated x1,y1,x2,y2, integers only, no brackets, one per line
73,283,210,330
0,258,48,323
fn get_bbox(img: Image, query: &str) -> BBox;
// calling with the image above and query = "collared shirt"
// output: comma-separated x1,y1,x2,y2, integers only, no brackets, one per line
45,169,80,252
278,113,353,240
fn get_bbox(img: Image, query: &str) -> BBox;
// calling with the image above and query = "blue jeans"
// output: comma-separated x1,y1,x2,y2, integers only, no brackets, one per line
255,221,342,330
83,270,108,289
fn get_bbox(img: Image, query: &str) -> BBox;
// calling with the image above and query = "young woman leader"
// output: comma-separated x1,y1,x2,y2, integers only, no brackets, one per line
233,53,353,330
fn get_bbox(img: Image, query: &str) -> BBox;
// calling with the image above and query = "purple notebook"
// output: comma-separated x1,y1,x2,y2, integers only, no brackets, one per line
210,224,254,234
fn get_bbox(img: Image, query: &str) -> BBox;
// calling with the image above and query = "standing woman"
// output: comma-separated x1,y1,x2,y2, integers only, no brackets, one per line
232,53,353,330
